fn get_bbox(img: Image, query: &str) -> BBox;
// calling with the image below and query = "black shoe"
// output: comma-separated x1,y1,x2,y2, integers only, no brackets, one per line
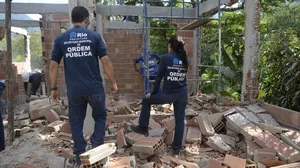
172,149,180,158
130,125,148,135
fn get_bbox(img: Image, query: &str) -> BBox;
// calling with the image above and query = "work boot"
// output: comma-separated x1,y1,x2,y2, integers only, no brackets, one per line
130,125,148,136
172,149,180,158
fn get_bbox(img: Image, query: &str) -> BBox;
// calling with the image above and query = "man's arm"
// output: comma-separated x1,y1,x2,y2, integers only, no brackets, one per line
151,56,164,95
49,61,59,89
24,82,28,93
101,56,116,85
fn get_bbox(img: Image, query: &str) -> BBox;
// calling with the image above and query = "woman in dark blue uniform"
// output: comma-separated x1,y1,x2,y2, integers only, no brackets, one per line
131,35,189,156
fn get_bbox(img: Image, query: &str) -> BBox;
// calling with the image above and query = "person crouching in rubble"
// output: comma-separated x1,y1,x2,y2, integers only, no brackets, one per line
21,71,42,102
130,35,189,157
0,79,6,152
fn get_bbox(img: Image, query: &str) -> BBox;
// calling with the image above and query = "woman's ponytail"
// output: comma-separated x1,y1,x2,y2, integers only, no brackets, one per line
168,36,189,70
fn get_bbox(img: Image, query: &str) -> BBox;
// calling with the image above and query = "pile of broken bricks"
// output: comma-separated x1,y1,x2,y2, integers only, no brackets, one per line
16,95,300,168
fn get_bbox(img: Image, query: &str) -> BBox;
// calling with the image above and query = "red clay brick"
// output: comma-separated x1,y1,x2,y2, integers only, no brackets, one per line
207,160,230,168
59,121,71,134
132,137,163,155
224,154,246,168
116,128,127,149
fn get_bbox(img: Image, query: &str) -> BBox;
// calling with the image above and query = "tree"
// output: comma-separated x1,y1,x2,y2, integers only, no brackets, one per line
29,32,43,70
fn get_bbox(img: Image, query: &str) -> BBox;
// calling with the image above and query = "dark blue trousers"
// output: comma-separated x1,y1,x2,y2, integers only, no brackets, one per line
0,115,4,152
139,88,188,151
68,89,106,165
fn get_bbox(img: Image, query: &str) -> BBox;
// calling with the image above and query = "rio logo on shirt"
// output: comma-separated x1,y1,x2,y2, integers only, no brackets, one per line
173,58,182,65
70,32,88,39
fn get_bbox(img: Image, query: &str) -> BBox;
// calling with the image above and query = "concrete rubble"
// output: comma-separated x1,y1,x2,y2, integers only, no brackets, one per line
1,95,300,168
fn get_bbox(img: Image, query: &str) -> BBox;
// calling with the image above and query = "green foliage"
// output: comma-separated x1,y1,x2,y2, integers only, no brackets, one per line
199,12,245,99
29,32,43,70
0,32,43,70
259,4,300,110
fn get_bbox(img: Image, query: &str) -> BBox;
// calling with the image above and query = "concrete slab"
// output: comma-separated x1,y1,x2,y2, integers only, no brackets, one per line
226,112,251,126
261,103,300,130
246,104,266,114
253,132,284,148
257,113,280,126
239,110,262,123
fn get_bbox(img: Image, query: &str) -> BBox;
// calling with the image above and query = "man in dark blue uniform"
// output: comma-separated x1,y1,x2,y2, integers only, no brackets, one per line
133,54,161,93
0,79,6,152
131,36,189,157
21,71,42,97
49,6,118,166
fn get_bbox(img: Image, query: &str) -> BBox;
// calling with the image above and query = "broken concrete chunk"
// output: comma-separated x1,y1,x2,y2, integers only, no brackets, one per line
206,135,231,153
104,156,136,168
132,137,163,155
185,126,202,144
184,144,201,157
240,123,263,141
246,104,266,114
47,120,65,132
19,119,31,126
125,132,145,145
211,103,222,113
148,128,167,138
30,105,52,120
80,143,116,165
19,162,42,168
32,120,47,128
139,162,154,168
170,157,200,168
224,154,246,168
257,161,286,168
185,108,197,116
226,112,251,127
47,156,65,168
45,109,60,123
197,114,215,137
207,160,230,168
116,128,127,149
254,148,277,163
217,134,235,147
18,113,30,120
246,140,262,159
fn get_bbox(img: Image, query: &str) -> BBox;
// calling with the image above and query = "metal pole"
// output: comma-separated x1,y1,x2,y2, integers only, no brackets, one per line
217,0,221,105
143,0,150,95
5,0,14,145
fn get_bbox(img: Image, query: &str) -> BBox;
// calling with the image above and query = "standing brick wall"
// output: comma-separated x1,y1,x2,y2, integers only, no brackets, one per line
170,19,196,91
103,29,144,96
40,14,66,96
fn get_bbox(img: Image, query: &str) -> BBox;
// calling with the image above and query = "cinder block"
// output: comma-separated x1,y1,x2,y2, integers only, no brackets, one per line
148,128,167,138
185,126,202,144
45,109,60,123
125,132,145,145
197,114,215,137
132,137,163,155
206,135,231,153
224,154,246,168
80,143,116,166
33,120,47,128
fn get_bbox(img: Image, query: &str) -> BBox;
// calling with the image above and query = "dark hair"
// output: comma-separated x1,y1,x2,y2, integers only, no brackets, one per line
168,35,188,69
71,6,89,23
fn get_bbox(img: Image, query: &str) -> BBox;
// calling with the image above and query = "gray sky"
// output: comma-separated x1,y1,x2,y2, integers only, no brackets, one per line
0,0,67,3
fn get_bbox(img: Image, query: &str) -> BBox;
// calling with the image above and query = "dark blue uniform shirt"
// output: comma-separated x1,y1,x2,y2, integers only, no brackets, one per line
51,26,107,97
152,52,188,94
